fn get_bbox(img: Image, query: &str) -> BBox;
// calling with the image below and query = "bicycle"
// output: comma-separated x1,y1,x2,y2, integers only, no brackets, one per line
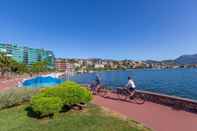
96,85,109,97
97,86,145,104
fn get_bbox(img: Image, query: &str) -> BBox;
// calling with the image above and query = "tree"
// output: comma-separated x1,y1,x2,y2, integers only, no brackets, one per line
10,60,29,74
0,52,12,77
31,61,48,73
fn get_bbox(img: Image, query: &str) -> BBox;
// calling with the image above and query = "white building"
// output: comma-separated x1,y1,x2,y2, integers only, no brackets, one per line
94,64,105,68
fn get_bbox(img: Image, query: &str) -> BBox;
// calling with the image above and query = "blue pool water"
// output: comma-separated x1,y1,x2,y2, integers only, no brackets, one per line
23,76,63,88
69,68,197,100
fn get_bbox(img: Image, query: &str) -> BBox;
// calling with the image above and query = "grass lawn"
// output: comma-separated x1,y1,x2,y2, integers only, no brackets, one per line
0,104,151,131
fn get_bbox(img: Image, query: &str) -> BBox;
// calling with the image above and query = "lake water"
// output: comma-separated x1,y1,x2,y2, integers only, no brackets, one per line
69,68,197,100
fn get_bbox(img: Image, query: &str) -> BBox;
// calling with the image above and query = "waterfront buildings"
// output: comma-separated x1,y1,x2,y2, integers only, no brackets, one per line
0,42,189,71
94,64,105,68
0,43,55,68
55,58,74,72
55,58,66,71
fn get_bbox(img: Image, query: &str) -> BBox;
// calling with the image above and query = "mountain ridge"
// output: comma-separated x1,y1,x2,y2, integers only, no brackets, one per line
175,54,197,64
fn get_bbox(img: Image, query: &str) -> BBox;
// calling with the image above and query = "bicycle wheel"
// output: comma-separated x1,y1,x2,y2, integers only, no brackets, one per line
116,89,128,101
97,87,108,97
118,93,127,100
134,94,145,104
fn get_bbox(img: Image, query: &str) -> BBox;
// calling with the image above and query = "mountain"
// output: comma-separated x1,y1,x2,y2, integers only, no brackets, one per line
144,59,176,65
145,54,197,65
144,60,161,64
175,54,197,64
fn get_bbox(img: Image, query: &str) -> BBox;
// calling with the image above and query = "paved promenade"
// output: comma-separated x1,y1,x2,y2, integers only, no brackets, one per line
93,95,197,131
0,78,22,91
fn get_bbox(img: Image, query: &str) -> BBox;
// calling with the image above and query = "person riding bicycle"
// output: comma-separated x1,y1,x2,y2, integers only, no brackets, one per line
90,75,101,94
125,76,136,96
95,75,101,87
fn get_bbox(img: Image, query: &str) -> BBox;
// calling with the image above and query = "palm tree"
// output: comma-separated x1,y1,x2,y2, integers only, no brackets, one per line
31,61,48,74
10,60,29,74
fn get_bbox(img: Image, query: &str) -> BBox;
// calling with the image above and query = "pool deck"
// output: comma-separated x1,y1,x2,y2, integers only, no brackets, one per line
93,95,197,131
0,73,64,91
0,78,22,91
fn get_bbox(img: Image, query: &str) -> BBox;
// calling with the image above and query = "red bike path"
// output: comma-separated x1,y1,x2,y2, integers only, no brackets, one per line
93,95,197,131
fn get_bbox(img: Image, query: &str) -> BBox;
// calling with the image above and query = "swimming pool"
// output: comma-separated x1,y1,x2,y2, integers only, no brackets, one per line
22,76,63,88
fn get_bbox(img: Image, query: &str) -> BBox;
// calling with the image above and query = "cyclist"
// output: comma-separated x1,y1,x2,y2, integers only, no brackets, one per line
90,75,101,94
125,76,136,97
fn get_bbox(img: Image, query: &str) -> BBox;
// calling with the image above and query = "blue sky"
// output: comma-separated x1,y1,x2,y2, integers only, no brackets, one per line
0,0,197,60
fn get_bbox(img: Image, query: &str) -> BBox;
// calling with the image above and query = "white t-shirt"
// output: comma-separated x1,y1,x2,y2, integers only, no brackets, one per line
127,79,136,88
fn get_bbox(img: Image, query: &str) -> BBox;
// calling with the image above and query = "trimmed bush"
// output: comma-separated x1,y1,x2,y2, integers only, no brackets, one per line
59,81,81,88
61,81,92,104
41,81,92,105
30,81,92,117
80,87,92,103
31,95,63,117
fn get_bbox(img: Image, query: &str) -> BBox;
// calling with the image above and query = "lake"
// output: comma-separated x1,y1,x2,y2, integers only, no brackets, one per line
68,68,197,100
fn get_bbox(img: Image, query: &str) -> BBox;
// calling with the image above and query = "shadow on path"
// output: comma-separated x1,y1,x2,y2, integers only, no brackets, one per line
98,95,144,105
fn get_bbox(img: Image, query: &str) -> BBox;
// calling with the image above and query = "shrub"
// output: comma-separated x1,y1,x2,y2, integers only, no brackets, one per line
59,81,81,88
59,81,92,104
30,81,92,117
41,81,92,105
0,88,38,110
79,87,92,103
31,95,63,117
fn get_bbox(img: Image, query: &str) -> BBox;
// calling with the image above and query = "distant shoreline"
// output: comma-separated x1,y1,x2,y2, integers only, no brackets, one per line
76,67,196,74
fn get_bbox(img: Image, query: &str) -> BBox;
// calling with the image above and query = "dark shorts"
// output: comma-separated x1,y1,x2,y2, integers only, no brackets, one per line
129,88,135,92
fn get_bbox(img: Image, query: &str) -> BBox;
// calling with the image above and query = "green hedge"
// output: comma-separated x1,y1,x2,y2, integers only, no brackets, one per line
30,81,92,117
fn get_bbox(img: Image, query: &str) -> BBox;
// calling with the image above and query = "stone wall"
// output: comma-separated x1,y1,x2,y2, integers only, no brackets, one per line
135,90,197,113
